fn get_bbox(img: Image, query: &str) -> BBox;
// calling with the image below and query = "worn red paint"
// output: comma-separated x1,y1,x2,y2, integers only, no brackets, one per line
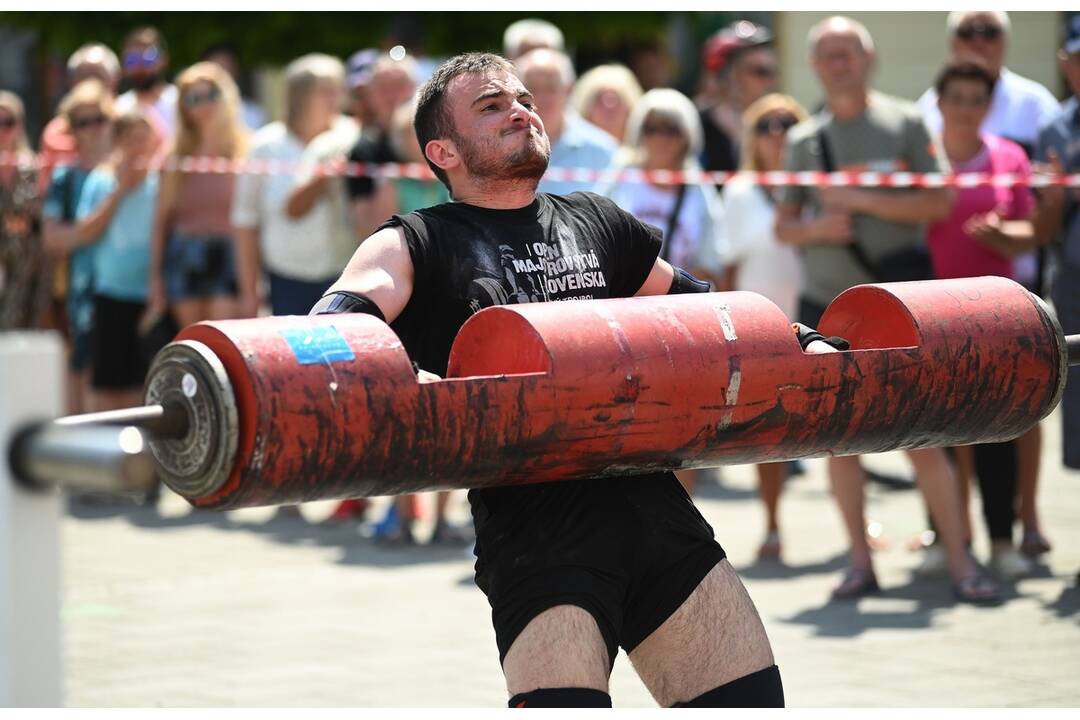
171,276,1067,510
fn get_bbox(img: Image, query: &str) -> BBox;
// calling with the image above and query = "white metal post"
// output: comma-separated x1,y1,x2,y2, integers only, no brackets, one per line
0,331,64,706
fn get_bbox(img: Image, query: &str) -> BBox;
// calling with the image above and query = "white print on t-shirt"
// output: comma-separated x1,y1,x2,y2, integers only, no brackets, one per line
468,219,609,313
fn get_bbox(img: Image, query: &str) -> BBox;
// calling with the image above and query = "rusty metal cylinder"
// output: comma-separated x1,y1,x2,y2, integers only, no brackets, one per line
153,276,1067,510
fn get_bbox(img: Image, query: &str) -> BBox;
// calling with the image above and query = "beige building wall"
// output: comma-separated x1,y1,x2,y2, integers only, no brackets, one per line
776,11,1065,112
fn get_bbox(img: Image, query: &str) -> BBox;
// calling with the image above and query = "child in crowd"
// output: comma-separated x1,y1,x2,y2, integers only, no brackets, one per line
75,110,159,412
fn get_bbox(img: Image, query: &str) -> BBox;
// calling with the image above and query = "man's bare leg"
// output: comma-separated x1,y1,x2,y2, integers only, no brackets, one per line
502,605,610,697
907,447,984,584
628,560,775,707
828,455,871,570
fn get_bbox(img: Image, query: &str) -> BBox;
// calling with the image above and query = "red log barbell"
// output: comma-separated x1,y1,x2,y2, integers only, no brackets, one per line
113,275,1068,510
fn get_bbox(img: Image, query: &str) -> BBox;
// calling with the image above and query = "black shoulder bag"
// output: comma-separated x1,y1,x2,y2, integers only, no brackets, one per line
660,183,688,263
817,128,933,283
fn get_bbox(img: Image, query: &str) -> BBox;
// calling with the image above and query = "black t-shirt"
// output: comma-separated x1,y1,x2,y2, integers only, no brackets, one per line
346,131,398,200
379,191,663,375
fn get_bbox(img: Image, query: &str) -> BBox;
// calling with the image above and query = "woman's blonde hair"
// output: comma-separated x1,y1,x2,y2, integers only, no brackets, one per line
618,88,703,170
0,90,31,153
739,93,809,172
58,78,115,127
172,61,248,160
569,64,643,124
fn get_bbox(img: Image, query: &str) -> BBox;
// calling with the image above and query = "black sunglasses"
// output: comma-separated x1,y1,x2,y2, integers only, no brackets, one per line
754,115,798,135
71,113,108,130
642,122,683,138
956,22,1003,41
0,116,18,129
183,86,221,109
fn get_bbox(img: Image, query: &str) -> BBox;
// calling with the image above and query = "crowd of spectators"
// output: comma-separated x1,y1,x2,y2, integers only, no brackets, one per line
1,12,1078,596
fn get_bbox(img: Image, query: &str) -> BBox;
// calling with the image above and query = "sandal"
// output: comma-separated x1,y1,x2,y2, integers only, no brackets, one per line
953,573,1000,604
1020,529,1052,557
831,567,879,600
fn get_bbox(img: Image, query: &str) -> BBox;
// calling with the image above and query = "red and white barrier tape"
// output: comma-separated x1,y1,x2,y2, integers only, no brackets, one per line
4,150,1079,188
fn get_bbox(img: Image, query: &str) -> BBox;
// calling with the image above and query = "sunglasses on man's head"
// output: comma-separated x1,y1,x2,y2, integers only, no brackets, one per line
183,86,222,109
123,47,161,70
71,113,108,131
0,115,18,130
956,23,1003,42
754,115,798,135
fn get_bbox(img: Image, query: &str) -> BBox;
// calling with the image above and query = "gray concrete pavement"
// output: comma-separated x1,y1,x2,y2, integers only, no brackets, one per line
60,409,1080,707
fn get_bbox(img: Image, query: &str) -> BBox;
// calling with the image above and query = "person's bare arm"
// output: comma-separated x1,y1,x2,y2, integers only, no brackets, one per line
1033,151,1068,245
325,225,415,323
634,257,675,296
146,181,174,311
285,174,331,219
820,187,953,224
774,202,853,247
74,187,125,244
233,226,262,317
42,218,77,257
966,213,1038,258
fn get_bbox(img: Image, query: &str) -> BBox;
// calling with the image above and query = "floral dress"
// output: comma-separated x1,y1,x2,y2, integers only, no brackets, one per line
0,164,48,329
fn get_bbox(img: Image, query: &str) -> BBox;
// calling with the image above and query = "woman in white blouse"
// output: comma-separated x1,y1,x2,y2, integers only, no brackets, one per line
599,88,728,495
722,93,808,559
600,88,728,295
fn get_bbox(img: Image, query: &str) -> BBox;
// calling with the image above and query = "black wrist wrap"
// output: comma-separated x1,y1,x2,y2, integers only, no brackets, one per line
309,291,386,322
668,267,711,294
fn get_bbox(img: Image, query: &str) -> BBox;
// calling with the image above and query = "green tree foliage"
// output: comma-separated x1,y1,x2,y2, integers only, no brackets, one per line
5,11,685,68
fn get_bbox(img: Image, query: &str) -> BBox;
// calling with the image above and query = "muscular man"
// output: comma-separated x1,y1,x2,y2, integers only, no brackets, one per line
312,52,785,708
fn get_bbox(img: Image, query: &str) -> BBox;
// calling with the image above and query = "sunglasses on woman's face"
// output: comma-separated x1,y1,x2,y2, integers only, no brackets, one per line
642,122,683,138
754,115,798,136
0,115,18,130
183,86,222,109
123,46,161,70
956,22,1003,42
71,113,108,131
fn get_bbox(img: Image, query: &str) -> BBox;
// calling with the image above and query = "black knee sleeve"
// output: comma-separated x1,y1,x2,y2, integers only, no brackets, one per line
509,687,612,708
673,665,785,708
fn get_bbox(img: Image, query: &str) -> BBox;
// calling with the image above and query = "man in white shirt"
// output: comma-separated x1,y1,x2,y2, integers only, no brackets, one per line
231,54,358,318
917,11,1059,158
918,11,1060,291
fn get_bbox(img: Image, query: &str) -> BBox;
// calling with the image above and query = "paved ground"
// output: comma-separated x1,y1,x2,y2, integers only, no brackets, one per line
60,409,1080,707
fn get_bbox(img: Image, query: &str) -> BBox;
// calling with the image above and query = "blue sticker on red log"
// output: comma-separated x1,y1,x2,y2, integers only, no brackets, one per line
280,325,355,365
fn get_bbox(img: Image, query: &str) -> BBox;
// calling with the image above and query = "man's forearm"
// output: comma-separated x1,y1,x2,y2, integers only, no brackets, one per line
1033,196,1065,244
233,226,262,298
285,176,329,219
857,188,952,224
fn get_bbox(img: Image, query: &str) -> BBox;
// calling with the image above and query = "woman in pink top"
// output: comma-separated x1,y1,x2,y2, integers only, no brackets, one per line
148,62,249,329
927,58,1042,580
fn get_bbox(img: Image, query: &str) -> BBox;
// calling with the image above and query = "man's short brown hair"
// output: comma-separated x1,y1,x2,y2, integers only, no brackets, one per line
414,52,517,193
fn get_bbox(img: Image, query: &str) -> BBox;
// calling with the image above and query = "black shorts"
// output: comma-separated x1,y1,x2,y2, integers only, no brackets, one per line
469,472,726,670
91,294,149,390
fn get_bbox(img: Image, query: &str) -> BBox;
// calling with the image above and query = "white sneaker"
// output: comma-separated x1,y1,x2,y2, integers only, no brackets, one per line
990,547,1033,579
916,544,948,576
